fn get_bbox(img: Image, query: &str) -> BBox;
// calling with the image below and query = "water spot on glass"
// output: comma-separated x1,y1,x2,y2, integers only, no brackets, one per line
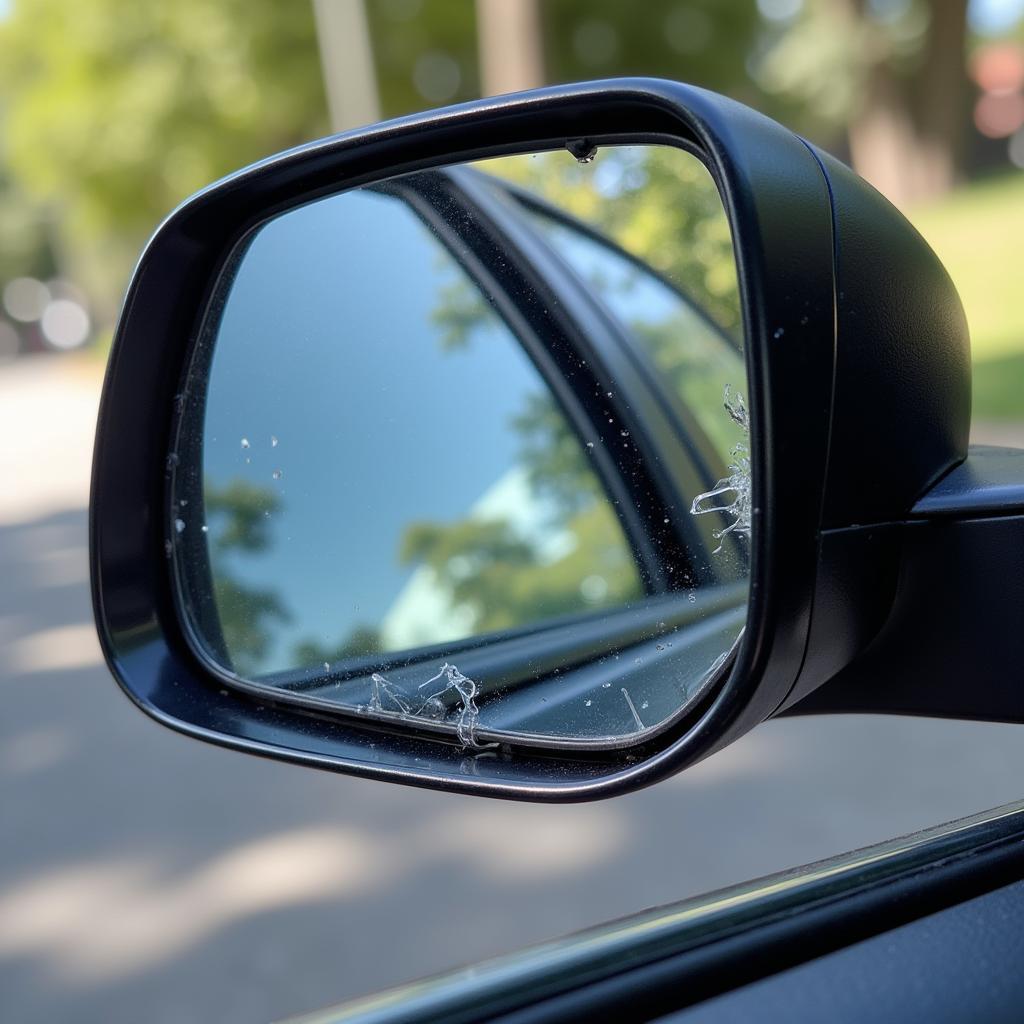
163,540,172,557
201,525,209,533
174,518,185,533
264,510,271,518
323,662,330,671
688,591,697,603
800,315,809,326
272,469,282,480
586,441,595,449
584,699,592,707
656,644,665,651
773,327,785,339
240,437,250,449
179,498,188,507
271,435,279,447
602,682,611,689
165,452,179,470
663,517,670,524
641,700,649,710
620,429,629,438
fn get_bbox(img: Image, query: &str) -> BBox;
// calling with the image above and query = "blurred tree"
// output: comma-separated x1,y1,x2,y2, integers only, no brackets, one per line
366,1,481,116
476,0,545,95
312,0,380,131
0,0,327,324
755,0,970,205
541,0,762,103
365,1,763,118
0,169,54,287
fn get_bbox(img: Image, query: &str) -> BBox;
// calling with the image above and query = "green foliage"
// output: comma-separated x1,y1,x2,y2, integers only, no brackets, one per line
509,391,603,518
486,147,740,334
211,576,289,674
205,479,281,553
366,1,764,120
541,0,761,103
0,169,54,286
0,0,327,315
204,478,290,675
293,626,384,667
399,503,642,635
430,273,494,350
366,0,481,116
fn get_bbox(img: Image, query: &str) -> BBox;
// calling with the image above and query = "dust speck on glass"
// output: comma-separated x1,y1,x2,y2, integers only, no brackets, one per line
169,143,751,749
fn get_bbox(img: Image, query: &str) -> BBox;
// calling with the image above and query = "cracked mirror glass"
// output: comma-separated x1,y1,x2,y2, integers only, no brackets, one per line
170,143,750,749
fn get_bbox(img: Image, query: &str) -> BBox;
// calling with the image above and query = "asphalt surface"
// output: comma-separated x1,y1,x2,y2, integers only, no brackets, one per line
3,354,1024,1024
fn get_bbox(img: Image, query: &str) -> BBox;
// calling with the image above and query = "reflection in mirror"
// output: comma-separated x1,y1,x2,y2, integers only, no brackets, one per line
170,143,749,749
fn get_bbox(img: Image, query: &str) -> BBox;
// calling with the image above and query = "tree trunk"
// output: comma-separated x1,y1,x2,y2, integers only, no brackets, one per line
846,0,968,208
475,0,545,97
312,0,381,132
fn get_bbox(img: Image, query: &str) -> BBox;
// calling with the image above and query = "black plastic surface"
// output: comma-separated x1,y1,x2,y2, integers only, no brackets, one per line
814,148,972,529
789,511,1024,722
667,878,1024,1024
913,445,1024,517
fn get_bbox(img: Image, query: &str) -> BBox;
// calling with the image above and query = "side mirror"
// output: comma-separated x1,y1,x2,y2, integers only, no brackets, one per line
91,78,1023,800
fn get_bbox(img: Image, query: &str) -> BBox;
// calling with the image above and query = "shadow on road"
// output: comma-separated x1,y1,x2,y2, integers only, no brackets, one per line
4,359,1024,1024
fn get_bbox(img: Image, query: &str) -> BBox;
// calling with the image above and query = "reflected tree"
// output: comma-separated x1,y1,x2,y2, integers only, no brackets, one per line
293,625,384,667
204,479,290,675
486,146,740,334
399,503,641,635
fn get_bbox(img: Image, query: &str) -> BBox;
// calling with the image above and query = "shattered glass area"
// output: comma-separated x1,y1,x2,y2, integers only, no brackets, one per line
690,385,752,553
368,663,481,747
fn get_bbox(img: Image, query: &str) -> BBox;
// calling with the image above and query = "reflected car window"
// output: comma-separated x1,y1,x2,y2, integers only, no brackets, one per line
514,203,746,464
198,186,643,677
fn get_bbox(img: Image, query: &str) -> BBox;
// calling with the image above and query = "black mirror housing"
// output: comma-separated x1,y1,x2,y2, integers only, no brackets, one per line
91,78,1009,801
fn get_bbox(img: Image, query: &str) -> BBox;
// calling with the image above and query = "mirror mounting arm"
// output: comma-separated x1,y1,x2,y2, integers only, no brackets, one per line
784,446,1024,722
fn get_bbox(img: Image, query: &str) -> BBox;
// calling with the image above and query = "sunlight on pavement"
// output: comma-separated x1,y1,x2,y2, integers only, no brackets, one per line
0,828,383,983
8,623,103,675
0,356,101,526
0,727,73,778
419,803,627,880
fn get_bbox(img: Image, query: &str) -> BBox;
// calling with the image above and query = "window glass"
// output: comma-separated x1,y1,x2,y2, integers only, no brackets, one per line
518,204,746,462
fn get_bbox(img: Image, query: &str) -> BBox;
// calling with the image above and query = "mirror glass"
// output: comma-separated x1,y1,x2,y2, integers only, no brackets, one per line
170,143,750,748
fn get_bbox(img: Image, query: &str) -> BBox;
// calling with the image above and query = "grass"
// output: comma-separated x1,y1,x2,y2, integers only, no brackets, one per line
909,173,1024,420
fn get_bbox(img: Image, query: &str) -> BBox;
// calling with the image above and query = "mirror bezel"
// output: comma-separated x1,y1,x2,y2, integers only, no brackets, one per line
91,78,838,799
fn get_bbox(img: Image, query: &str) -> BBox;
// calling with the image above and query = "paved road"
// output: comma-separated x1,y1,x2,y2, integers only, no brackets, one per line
3,355,1024,1024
